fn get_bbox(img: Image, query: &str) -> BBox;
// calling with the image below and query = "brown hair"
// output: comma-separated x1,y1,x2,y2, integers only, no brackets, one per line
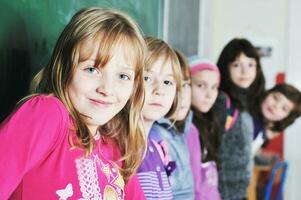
262,83,301,132
174,49,190,81
173,49,191,133
216,38,265,114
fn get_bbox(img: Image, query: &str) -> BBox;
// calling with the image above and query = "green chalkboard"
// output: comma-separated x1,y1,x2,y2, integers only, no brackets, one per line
0,0,162,121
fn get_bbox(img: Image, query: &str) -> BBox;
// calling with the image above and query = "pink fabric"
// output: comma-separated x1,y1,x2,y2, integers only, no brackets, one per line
0,95,145,200
124,174,146,200
187,123,221,200
152,139,173,167
187,124,202,199
190,60,220,83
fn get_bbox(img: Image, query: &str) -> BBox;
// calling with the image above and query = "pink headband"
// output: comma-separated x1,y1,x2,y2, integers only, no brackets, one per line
189,58,220,82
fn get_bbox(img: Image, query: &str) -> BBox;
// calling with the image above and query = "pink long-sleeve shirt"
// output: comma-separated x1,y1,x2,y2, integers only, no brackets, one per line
187,123,221,200
0,94,145,200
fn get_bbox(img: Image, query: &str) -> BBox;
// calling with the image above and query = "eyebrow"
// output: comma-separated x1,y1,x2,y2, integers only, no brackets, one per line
119,66,135,72
195,80,207,84
82,59,135,70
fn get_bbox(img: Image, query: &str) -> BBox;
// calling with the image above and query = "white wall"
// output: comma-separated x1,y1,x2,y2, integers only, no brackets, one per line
284,0,301,199
203,0,288,88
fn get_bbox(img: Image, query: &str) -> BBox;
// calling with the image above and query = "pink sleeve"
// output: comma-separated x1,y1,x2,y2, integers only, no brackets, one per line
187,124,202,200
124,173,146,200
0,95,68,198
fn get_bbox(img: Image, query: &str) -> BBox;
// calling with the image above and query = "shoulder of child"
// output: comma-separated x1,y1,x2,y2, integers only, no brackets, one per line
2,94,70,144
186,123,201,148
0,94,70,198
24,94,68,118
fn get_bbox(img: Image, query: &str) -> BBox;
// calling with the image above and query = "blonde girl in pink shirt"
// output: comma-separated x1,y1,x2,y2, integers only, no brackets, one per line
0,7,147,200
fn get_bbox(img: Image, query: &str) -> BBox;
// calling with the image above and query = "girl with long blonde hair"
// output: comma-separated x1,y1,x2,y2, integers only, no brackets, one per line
0,7,146,199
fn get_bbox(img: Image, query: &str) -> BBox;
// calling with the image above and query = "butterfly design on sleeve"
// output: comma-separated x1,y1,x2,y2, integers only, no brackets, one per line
56,183,74,200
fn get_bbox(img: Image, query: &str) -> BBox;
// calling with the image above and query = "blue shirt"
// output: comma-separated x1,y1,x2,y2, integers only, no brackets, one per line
153,113,195,200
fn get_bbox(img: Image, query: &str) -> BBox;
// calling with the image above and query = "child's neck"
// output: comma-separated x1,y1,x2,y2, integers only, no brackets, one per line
87,126,100,140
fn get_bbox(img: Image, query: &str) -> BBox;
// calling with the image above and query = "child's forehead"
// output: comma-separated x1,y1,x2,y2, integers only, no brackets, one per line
268,91,294,103
147,56,173,72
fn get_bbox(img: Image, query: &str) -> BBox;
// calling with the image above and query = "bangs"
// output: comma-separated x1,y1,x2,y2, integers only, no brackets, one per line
179,60,190,81
236,44,259,61
75,29,144,73
146,47,175,71
242,49,259,60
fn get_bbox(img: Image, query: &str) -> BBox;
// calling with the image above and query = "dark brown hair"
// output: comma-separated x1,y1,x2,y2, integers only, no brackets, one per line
192,107,220,165
262,83,301,131
216,38,265,115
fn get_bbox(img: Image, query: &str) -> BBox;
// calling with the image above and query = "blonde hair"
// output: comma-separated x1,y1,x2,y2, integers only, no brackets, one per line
144,37,182,118
174,49,190,81
172,49,191,128
31,7,146,182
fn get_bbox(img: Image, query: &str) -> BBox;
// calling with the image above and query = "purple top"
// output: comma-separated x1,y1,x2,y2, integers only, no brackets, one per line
137,128,173,200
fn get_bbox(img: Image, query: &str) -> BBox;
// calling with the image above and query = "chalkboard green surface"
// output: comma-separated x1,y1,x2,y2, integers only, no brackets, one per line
0,0,162,121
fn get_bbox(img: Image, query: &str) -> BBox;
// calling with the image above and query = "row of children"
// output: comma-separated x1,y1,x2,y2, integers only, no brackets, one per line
1,7,301,200
154,34,301,200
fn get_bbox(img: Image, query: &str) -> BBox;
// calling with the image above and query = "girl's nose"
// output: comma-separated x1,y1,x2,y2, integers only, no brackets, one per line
153,80,164,96
241,65,247,74
205,89,212,99
96,75,113,96
272,102,281,111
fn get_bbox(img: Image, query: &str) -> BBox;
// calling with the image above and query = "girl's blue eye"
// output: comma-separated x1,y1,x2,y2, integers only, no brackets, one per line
119,74,130,81
84,67,98,74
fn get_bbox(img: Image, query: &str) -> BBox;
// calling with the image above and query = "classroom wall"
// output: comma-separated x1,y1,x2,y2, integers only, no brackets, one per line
284,0,301,199
203,0,288,89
